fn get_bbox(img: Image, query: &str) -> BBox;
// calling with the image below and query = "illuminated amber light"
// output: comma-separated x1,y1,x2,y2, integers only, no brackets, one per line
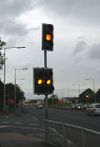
47,79,52,85
46,34,52,41
38,79,43,85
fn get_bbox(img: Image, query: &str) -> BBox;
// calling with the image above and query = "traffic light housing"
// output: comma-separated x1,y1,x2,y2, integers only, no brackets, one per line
33,68,54,95
42,23,54,51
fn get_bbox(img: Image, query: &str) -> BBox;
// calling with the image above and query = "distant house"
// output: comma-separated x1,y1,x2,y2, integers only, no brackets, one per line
62,97,79,103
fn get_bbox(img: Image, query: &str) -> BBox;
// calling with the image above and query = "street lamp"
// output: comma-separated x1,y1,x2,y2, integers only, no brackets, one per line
85,78,96,102
15,68,28,110
85,78,95,92
3,47,25,112
72,84,80,97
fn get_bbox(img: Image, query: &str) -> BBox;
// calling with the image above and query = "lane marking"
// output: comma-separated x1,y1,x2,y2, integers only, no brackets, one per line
15,122,23,125
32,116,39,121
0,125,44,131
29,123,40,126
2,122,9,124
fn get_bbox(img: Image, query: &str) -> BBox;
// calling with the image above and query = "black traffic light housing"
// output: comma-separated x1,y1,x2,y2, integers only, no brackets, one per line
42,23,54,51
33,67,54,95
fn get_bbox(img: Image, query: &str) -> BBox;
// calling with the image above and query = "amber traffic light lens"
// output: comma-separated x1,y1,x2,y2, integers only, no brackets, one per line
47,79,52,85
46,34,52,41
38,79,43,85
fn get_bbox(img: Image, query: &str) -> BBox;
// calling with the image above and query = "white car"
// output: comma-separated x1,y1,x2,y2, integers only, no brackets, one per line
87,103,100,116
37,104,43,109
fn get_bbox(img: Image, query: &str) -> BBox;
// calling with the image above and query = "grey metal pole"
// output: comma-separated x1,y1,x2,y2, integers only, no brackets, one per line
4,48,6,112
3,47,26,112
44,50,48,119
92,79,96,102
44,50,48,141
15,69,16,110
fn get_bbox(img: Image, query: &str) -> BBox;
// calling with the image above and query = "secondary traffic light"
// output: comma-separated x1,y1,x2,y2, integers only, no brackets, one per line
33,68,54,95
42,23,54,51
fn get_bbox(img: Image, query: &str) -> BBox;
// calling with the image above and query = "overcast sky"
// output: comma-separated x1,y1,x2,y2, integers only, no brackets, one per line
0,0,100,99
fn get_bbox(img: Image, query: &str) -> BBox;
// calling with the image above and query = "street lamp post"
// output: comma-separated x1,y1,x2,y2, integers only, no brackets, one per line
3,47,25,112
15,68,28,110
72,84,80,97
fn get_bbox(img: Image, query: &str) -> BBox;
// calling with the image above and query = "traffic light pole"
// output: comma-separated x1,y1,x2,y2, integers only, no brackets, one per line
44,50,48,119
44,50,48,140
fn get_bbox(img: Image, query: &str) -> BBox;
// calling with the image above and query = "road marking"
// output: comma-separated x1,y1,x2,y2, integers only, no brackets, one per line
0,125,10,128
32,116,38,121
29,123,40,126
15,122,23,125
0,125,44,131
2,122,9,124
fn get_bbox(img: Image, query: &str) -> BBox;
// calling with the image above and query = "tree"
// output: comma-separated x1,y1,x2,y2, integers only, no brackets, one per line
79,88,95,103
48,94,58,105
0,38,6,69
0,80,4,109
15,84,25,103
95,89,100,102
6,83,25,105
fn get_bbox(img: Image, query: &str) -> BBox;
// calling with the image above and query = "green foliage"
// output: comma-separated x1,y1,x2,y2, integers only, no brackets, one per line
96,89,100,102
79,88,95,103
0,38,6,70
6,83,25,103
48,94,58,105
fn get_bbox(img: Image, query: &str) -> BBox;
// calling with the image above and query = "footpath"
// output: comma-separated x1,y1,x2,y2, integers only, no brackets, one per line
0,112,55,147
0,132,53,147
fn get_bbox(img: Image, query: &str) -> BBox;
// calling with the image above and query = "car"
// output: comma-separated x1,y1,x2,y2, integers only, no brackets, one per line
37,104,43,109
86,103,100,116
75,103,83,110
82,104,88,111
71,104,76,109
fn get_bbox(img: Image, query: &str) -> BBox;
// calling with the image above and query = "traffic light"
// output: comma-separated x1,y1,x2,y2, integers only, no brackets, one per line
33,68,54,95
42,23,54,51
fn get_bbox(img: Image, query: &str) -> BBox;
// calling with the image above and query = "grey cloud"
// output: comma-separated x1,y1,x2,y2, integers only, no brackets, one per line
0,19,28,36
0,0,41,37
73,40,88,55
0,0,36,18
88,43,100,60
40,0,100,25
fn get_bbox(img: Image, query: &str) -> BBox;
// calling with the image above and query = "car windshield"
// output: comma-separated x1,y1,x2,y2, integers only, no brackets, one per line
95,105,100,108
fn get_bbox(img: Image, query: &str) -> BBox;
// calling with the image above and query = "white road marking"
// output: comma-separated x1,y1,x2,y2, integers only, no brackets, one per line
32,116,38,121
2,122,9,124
29,123,40,126
15,122,23,125
0,125,10,128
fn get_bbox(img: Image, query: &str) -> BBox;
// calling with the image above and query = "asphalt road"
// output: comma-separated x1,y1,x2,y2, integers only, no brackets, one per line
0,109,45,138
0,105,100,136
31,106,100,132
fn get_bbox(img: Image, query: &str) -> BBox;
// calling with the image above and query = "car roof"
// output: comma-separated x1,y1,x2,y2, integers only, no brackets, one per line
89,103,100,106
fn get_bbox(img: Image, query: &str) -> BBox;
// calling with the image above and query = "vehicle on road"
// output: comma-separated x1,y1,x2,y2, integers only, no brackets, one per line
75,103,83,110
36,101,44,109
37,104,43,109
71,104,76,109
87,103,100,116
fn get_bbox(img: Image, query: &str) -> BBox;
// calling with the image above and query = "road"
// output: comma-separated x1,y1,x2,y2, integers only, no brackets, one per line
0,108,45,138
32,106,100,132
0,105,100,137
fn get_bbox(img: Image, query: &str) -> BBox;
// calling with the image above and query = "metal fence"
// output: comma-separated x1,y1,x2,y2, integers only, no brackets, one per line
45,120,100,147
